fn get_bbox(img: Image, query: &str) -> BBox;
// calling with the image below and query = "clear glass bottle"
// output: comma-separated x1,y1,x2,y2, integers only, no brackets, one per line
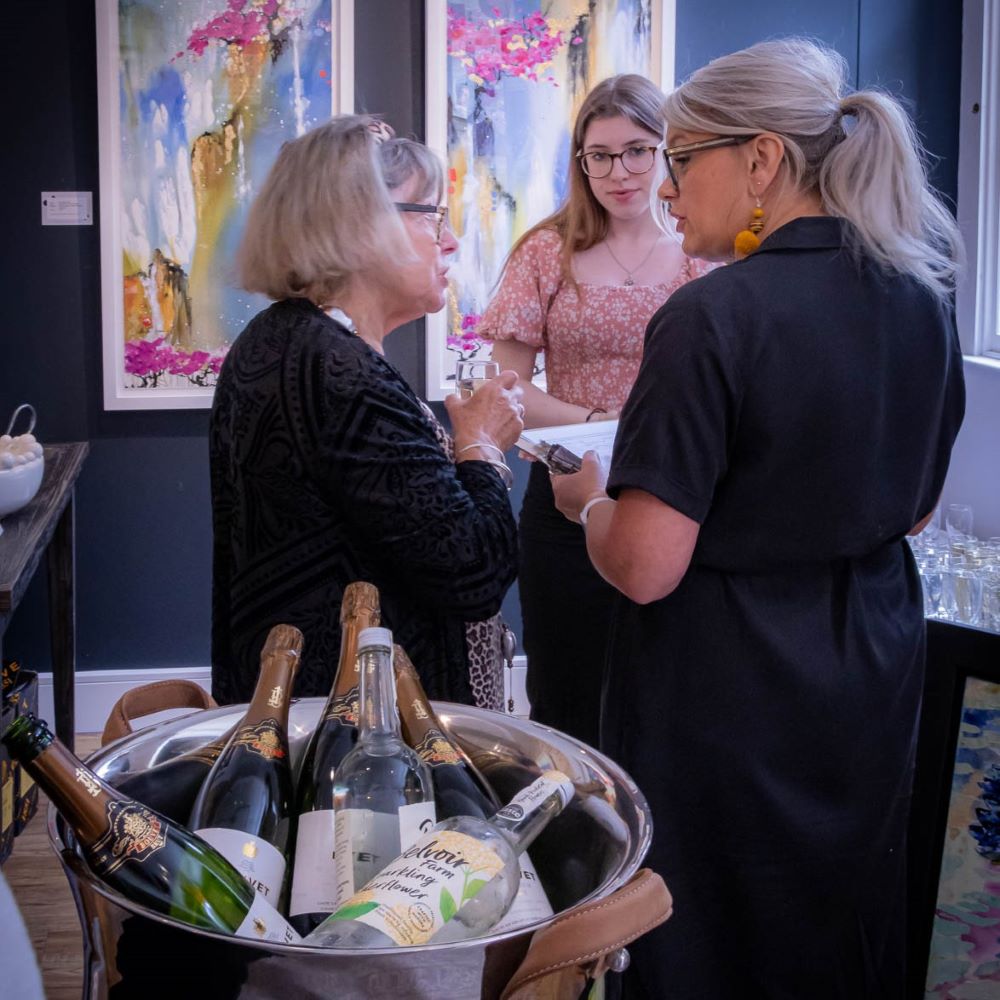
332,627,435,906
289,581,379,933
189,624,301,906
1,713,300,944
394,645,555,932
306,769,574,949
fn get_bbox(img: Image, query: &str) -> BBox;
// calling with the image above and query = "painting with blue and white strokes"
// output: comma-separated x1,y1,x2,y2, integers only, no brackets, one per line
441,0,656,382
926,677,1000,997
101,0,342,406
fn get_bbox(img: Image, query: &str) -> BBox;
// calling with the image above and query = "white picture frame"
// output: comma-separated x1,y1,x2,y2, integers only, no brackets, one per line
97,0,354,410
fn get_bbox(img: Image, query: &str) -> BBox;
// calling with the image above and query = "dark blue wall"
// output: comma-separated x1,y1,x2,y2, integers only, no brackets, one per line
0,0,962,673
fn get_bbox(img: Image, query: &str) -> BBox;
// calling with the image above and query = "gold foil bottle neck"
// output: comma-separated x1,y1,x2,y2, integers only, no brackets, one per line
340,582,380,624
393,644,419,680
261,624,305,659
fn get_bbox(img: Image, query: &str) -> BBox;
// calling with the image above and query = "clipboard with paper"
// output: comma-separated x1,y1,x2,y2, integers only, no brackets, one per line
516,420,619,475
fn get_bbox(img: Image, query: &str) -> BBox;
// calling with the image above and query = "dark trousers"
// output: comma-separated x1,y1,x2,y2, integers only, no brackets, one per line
518,462,618,750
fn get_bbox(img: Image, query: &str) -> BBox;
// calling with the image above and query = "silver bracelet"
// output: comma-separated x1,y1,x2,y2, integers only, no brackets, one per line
579,495,615,526
456,441,506,461
485,458,514,490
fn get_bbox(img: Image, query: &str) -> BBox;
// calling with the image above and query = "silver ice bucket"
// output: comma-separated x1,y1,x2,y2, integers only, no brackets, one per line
49,699,652,1000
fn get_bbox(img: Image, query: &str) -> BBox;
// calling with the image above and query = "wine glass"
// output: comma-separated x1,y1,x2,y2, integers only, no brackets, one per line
454,359,500,398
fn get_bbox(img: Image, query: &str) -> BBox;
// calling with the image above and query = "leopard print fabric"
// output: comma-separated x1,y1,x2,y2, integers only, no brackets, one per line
420,401,506,712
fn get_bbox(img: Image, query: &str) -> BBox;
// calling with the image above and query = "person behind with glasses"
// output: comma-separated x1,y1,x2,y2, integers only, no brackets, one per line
480,74,712,747
210,115,524,709
550,39,965,998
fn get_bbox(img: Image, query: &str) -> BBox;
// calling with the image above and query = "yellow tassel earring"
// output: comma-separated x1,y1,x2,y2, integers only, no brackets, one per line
733,199,765,258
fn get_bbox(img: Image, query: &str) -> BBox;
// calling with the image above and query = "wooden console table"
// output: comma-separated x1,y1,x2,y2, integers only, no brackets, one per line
0,443,88,743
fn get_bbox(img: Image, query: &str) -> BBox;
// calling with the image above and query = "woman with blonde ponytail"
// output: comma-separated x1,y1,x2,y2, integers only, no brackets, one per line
550,39,966,997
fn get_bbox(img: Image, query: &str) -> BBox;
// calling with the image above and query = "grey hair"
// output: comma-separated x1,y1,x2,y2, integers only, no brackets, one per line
665,38,963,299
238,115,439,306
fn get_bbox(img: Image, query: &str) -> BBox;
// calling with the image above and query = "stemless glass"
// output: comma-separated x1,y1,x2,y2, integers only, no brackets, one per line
948,568,984,626
454,359,500,399
920,555,946,619
945,503,974,541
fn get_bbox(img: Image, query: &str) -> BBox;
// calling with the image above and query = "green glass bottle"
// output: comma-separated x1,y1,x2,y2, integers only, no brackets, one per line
107,725,236,824
1,713,300,944
189,624,301,907
289,581,379,933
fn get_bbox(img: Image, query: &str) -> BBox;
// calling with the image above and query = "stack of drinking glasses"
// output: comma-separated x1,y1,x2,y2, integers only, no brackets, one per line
909,503,1000,632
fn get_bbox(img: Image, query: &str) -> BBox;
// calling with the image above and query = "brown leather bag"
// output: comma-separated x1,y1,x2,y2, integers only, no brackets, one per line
100,679,217,746
501,868,673,999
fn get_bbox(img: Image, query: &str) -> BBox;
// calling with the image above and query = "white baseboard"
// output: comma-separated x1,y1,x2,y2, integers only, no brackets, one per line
38,666,213,735
37,658,530,734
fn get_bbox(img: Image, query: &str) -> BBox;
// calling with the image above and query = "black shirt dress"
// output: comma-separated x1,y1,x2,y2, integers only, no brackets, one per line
604,217,965,998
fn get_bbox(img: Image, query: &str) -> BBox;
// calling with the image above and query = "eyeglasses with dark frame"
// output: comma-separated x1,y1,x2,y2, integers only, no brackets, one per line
575,145,660,179
661,135,756,190
394,202,449,244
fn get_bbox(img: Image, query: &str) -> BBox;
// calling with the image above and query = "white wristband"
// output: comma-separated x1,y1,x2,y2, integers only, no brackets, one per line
579,495,614,526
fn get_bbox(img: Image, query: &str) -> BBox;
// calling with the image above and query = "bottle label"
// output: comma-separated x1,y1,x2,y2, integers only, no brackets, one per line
231,720,286,761
331,828,505,946
289,809,339,917
323,686,359,726
492,850,554,934
495,770,574,822
234,890,302,944
334,801,437,905
90,802,168,876
414,728,463,767
194,826,287,903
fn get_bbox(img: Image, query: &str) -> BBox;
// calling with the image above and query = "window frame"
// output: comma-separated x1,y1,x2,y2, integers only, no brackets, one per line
957,0,1000,360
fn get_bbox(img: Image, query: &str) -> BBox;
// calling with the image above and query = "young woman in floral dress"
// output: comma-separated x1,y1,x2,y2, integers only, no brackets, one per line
482,75,712,746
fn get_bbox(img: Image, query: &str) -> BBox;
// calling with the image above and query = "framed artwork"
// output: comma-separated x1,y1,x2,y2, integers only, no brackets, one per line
97,0,354,410
920,623,1000,996
424,0,674,400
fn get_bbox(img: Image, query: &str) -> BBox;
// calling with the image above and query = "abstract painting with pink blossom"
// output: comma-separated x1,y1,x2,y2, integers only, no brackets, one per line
98,1,343,408
925,677,1000,997
430,0,657,395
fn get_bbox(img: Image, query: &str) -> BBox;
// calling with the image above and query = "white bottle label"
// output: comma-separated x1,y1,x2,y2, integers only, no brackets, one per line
334,801,437,906
234,889,302,944
289,809,338,917
332,828,506,946
194,827,286,904
492,850,554,933
495,770,574,822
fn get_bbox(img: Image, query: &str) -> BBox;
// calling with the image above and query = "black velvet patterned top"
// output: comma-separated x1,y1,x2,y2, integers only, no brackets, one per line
209,298,517,706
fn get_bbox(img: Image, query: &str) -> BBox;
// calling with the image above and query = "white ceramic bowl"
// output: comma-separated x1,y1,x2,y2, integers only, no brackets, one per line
0,453,45,521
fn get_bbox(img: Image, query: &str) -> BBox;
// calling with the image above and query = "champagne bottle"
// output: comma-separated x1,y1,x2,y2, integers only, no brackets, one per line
189,624,301,906
332,628,435,906
394,646,555,932
1,713,300,944
305,769,574,948
289,581,379,933
107,725,236,824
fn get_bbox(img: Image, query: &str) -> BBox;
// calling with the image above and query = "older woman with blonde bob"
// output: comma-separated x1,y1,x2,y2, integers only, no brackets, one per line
211,115,523,710
552,39,965,998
